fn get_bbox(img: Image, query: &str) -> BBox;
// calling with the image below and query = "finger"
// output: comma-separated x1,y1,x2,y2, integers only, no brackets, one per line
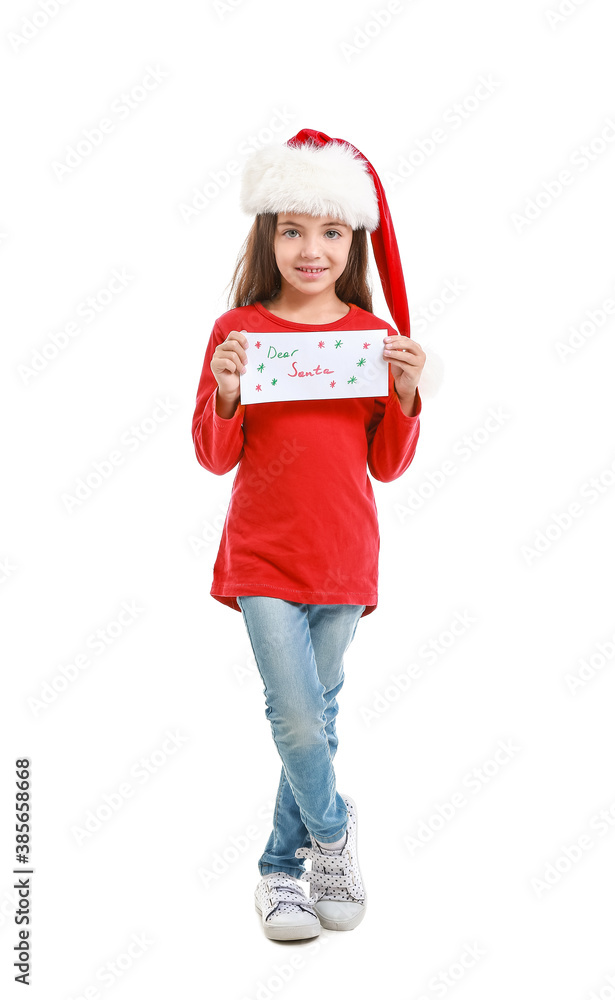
215,351,246,374
383,340,419,355
227,330,249,348
222,337,248,355
219,341,248,365
383,347,421,362
213,358,239,375
386,361,421,378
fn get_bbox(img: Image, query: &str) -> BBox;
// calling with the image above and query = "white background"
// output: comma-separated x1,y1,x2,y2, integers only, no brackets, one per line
2,0,615,996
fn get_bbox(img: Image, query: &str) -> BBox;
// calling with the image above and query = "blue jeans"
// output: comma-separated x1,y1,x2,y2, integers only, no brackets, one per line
237,596,365,880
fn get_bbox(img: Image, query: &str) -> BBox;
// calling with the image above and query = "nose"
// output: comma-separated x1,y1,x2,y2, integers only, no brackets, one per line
300,239,321,259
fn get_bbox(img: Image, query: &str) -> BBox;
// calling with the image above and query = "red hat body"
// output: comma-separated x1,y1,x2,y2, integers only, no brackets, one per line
285,129,411,340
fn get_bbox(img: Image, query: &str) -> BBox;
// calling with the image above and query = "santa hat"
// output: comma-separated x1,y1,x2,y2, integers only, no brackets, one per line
240,128,443,397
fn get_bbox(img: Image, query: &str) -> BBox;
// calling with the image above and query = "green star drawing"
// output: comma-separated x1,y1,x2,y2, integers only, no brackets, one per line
347,375,358,384
356,357,366,367
271,378,277,386
257,362,265,373
335,339,343,348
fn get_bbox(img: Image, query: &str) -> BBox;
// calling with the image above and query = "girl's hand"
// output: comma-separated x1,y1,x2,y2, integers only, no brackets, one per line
383,335,425,402
211,330,248,398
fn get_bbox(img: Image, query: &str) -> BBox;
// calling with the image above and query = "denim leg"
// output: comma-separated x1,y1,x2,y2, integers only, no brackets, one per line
237,596,364,879
258,767,312,879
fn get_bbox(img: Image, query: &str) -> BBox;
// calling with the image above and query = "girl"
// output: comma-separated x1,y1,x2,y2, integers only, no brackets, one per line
191,129,425,941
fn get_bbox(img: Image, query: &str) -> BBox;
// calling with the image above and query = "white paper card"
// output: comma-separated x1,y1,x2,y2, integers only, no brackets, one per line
239,330,389,404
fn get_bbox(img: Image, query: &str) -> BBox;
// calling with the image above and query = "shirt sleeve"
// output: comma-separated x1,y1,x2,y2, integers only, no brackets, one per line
191,321,246,475
366,366,422,483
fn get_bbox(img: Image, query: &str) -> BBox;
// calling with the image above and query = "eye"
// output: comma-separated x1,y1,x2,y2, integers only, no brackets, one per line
325,230,342,239
282,229,300,238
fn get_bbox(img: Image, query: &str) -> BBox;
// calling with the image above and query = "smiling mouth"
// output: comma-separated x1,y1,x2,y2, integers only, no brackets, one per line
296,267,326,273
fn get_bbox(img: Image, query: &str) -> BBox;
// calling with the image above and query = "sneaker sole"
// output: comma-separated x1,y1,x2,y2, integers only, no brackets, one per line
314,903,366,931
254,900,320,941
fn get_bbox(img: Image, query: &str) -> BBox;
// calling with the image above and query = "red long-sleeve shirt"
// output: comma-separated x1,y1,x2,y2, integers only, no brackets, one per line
191,301,422,618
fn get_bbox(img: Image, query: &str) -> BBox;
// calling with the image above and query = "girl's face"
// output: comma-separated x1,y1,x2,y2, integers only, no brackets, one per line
272,213,353,299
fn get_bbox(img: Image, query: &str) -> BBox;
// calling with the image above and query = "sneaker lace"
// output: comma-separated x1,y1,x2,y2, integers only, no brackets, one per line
295,845,364,902
263,874,319,918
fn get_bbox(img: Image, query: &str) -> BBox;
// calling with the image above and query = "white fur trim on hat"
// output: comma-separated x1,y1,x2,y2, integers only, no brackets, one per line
240,139,380,232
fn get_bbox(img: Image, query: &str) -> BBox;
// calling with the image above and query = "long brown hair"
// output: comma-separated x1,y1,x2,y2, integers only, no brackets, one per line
225,213,373,312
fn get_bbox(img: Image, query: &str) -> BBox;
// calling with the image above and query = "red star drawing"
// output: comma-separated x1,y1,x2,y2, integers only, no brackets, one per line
318,340,325,348
255,341,261,349
255,384,262,392
330,380,336,387
363,342,370,349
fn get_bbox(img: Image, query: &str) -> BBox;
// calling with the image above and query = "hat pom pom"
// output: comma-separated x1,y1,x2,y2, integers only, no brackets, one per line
417,344,445,399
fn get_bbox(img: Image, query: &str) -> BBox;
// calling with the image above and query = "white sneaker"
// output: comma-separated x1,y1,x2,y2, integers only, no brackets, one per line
295,794,366,931
254,872,321,940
